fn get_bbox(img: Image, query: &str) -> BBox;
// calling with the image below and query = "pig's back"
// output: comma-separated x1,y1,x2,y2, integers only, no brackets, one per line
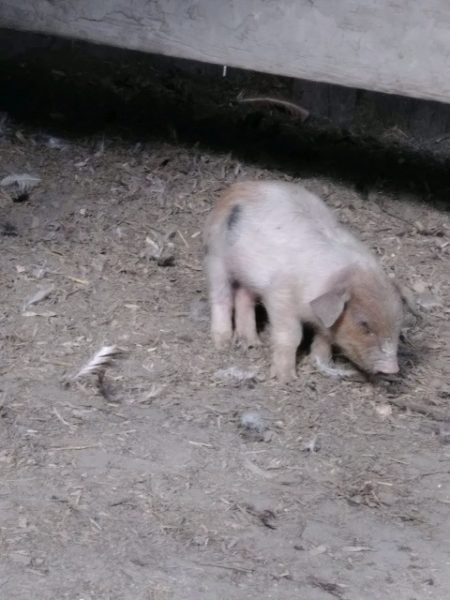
205,181,378,300
215,182,373,294
223,181,349,247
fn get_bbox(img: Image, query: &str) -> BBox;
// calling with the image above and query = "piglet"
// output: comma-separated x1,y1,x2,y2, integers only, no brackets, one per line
203,181,403,382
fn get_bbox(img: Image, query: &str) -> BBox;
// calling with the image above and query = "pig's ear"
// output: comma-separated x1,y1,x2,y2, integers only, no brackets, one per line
310,288,350,328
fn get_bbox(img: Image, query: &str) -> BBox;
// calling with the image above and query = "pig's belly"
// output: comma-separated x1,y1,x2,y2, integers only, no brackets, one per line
224,241,298,296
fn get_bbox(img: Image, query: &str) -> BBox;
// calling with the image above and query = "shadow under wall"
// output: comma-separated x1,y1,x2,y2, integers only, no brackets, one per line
0,29,449,207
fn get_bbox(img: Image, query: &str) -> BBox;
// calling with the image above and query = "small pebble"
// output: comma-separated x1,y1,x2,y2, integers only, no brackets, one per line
303,434,321,453
375,403,392,420
240,411,267,434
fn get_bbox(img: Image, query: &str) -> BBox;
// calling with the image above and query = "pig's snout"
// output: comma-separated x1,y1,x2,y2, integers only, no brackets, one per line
374,358,399,375
350,343,400,375
372,344,399,374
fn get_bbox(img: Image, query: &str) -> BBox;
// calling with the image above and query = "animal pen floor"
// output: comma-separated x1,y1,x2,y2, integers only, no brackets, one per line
1,52,450,600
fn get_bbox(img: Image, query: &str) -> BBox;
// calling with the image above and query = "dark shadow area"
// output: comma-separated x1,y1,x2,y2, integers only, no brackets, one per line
0,30,449,207
255,303,268,336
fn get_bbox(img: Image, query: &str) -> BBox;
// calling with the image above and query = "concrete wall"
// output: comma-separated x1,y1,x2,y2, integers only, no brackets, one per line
1,0,450,104
1,28,450,155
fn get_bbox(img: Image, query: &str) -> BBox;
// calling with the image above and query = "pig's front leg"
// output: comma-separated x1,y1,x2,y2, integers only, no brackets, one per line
265,289,302,383
206,256,233,349
311,332,358,379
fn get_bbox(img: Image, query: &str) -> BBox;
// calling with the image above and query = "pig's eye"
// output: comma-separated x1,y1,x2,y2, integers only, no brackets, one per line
359,320,373,335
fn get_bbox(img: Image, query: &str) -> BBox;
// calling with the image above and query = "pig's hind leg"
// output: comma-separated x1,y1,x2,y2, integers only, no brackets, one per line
206,255,234,349
234,286,261,348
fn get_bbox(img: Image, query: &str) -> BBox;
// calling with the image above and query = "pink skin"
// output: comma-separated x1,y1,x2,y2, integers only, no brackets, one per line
234,287,260,348
204,181,403,382
207,255,233,349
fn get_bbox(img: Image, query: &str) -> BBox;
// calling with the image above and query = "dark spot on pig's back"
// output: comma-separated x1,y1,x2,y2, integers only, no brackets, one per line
226,204,242,245
227,205,241,230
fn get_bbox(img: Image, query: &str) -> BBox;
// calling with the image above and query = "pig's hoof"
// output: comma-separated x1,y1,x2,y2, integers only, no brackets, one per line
212,331,233,350
270,363,297,383
234,335,262,349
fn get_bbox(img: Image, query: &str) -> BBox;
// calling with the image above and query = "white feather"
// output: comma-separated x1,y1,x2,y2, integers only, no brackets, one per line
0,173,41,192
74,345,124,380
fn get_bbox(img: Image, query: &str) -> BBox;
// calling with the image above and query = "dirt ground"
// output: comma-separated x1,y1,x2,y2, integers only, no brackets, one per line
1,108,450,600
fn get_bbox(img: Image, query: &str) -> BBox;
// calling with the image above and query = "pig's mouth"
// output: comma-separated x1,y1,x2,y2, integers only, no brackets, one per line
332,344,400,378
370,350,400,375
338,350,399,377
375,362,399,375
355,357,399,376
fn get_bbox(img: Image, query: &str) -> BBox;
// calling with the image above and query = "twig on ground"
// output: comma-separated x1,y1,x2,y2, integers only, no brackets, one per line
237,92,310,122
